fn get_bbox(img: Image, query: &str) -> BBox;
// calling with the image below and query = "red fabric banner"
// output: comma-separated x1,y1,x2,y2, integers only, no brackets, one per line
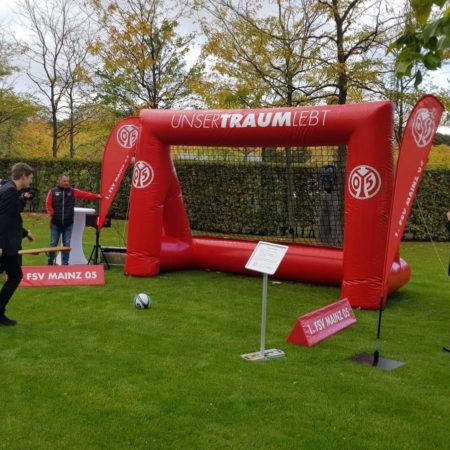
382,95,444,298
97,117,141,229
20,265,105,287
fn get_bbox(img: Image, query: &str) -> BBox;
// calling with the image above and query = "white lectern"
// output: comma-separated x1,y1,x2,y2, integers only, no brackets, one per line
56,207,95,265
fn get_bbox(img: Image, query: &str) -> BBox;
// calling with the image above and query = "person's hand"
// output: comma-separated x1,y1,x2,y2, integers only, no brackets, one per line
446,211,450,221
0,248,2,257
27,231,35,242
97,194,102,199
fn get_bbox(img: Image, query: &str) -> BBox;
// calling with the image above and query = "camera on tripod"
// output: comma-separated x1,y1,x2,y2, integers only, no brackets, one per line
0,178,38,202
19,186,39,202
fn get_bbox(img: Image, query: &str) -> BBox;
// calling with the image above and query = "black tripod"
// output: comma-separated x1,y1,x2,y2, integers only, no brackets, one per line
88,227,110,269
86,213,111,269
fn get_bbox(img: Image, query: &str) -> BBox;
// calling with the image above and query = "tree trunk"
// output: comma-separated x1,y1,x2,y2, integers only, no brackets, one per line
69,93,75,158
52,108,58,158
284,85,297,239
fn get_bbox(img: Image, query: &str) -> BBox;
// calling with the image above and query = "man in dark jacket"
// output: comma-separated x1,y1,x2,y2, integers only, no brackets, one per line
46,173,101,265
0,163,35,326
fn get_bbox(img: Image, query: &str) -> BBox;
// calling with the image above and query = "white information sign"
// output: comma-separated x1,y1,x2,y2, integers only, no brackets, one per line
245,241,289,275
242,241,288,362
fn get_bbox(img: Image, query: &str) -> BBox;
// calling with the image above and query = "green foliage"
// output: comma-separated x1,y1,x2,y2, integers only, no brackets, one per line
390,0,450,86
90,0,201,111
0,157,99,211
407,168,450,240
0,90,42,126
177,161,294,236
177,159,449,241
197,0,323,107
0,31,44,156
261,147,311,164
434,132,450,145
0,156,449,241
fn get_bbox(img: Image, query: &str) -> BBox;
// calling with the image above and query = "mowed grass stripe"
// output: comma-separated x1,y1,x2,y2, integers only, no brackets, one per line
0,215,448,449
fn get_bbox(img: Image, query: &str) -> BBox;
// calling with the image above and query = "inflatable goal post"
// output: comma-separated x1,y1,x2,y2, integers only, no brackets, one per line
109,101,411,309
100,96,445,309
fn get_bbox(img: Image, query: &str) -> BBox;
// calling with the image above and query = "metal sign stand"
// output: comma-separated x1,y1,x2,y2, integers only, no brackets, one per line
241,242,288,362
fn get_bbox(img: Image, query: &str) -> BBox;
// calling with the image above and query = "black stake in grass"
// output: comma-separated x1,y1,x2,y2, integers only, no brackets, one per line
350,293,404,370
373,296,384,366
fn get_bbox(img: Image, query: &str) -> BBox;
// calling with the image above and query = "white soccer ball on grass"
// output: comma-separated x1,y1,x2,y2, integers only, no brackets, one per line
134,293,152,309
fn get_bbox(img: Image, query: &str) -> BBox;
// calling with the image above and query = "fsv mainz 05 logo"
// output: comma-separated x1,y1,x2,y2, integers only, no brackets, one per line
117,124,139,149
132,161,154,189
412,108,436,148
348,165,381,200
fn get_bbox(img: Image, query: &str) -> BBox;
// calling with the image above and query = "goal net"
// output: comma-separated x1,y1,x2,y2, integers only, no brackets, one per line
172,145,345,247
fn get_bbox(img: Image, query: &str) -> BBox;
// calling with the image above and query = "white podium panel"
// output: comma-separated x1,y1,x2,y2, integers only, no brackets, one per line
56,207,95,265
70,207,95,265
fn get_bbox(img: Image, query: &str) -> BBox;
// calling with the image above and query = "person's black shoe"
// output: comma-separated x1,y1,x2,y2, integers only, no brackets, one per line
0,315,17,326
443,347,450,353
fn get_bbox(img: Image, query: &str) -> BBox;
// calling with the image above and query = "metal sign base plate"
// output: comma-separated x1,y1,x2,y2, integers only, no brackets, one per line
241,348,285,361
349,353,405,371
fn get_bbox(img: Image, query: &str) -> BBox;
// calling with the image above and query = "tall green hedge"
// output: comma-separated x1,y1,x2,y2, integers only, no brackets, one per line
0,157,449,241
0,158,131,219
408,169,450,240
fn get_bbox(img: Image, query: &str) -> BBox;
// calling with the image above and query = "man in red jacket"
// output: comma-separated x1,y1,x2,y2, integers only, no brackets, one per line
46,173,101,265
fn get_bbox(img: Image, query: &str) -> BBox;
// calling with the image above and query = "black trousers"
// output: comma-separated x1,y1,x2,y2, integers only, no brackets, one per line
0,254,23,315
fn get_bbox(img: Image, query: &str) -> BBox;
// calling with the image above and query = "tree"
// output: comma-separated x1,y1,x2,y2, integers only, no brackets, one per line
197,0,326,238
60,26,97,158
9,116,53,158
310,1,400,243
316,0,401,105
89,0,201,112
0,29,42,155
60,103,121,160
338,8,422,144
389,0,450,86
18,0,93,157
0,89,39,126
196,0,325,108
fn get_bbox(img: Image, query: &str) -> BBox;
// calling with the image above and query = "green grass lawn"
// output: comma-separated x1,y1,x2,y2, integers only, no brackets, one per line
1,214,449,449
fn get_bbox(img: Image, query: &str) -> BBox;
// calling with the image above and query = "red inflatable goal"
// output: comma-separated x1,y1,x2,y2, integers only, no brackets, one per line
100,101,427,309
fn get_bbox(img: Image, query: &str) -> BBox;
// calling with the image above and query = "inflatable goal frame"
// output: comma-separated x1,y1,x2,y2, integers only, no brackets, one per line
104,101,412,309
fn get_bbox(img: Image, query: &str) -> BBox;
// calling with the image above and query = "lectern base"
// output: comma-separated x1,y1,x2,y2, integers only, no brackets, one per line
241,348,285,362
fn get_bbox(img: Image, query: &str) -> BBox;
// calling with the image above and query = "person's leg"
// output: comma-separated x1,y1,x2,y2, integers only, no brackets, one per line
48,224,62,265
0,254,23,324
318,194,332,245
61,224,73,265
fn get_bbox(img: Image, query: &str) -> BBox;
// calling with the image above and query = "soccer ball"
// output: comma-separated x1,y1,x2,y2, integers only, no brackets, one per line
134,293,152,309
